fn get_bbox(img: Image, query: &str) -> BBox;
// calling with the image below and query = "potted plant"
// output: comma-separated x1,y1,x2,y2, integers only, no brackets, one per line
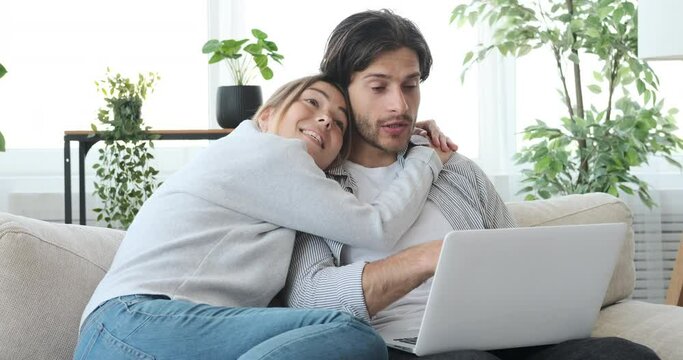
91,68,162,229
0,62,6,152
452,0,683,207
202,28,283,128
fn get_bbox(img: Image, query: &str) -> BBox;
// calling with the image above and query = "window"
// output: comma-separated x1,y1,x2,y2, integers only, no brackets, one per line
516,49,683,151
0,0,208,149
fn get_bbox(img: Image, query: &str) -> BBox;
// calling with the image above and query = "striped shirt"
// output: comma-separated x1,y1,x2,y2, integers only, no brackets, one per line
283,138,517,322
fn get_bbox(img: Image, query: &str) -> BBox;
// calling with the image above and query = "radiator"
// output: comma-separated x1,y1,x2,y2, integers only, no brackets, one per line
630,189,683,303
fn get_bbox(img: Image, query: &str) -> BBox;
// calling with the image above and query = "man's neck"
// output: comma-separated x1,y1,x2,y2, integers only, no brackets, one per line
348,141,399,168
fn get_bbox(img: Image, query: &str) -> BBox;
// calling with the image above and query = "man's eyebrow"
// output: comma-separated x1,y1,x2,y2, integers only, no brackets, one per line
362,73,390,80
361,72,422,80
406,72,421,80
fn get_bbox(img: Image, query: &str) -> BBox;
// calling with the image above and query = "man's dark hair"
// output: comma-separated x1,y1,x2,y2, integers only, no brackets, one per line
320,9,433,87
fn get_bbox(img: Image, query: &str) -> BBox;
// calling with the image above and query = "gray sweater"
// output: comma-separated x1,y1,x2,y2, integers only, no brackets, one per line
81,120,442,326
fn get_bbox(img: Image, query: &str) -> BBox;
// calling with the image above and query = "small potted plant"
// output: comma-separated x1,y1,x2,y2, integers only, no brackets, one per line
91,68,162,229
0,62,6,152
202,28,283,128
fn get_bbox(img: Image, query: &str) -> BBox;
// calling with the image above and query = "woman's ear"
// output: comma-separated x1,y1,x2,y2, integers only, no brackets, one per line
257,107,274,132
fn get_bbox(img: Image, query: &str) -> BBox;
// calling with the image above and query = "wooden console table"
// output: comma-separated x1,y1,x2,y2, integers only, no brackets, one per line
64,129,233,225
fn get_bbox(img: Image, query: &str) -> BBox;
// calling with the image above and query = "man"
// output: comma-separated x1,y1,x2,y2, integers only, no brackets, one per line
283,9,660,360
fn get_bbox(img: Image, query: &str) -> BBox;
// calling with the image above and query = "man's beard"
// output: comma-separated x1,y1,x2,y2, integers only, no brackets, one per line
354,113,415,153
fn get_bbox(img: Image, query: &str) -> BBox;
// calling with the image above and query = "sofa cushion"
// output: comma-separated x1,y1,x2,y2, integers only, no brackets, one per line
506,193,635,307
0,213,123,360
594,300,683,360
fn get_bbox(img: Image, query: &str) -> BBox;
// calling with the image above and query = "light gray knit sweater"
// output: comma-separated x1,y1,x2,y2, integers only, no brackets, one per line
81,120,441,326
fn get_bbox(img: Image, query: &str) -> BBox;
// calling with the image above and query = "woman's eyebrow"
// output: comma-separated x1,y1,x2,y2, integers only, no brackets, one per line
307,87,329,99
309,86,348,119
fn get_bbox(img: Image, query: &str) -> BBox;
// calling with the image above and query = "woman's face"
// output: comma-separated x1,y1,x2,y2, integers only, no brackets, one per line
263,81,349,169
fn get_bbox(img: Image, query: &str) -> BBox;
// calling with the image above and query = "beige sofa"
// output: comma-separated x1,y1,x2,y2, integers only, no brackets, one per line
1,193,682,359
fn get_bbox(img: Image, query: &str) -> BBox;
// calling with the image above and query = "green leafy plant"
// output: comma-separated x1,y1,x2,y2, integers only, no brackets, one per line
91,69,161,229
0,62,6,152
202,28,284,85
452,0,683,207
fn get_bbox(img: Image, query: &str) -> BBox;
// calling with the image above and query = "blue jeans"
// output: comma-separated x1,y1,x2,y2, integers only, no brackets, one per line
74,295,388,360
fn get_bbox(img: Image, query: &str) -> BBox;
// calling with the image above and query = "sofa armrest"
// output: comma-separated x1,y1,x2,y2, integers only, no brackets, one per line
505,193,635,307
0,212,124,360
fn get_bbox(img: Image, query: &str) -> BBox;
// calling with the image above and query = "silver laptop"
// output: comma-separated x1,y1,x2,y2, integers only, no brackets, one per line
382,223,626,356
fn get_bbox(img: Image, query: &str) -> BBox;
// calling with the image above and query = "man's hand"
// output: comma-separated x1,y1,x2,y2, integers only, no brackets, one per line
362,239,443,317
414,119,459,152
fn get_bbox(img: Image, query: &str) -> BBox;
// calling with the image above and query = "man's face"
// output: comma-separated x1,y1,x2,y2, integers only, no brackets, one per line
348,47,421,158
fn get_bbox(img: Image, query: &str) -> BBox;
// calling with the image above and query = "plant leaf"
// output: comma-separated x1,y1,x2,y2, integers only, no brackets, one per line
201,39,220,53
252,28,267,39
244,44,262,56
253,54,267,68
208,53,225,64
588,85,602,94
260,67,273,80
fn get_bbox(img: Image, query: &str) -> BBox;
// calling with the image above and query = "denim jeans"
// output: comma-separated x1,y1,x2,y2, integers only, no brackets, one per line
73,294,388,360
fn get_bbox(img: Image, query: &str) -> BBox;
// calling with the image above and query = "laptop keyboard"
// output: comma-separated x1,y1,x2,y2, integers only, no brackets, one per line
394,337,418,345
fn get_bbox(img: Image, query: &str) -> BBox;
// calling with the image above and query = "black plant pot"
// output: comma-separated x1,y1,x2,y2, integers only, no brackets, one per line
216,85,263,129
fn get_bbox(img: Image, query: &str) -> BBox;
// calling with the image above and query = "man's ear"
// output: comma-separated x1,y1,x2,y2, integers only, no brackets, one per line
257,107,274,132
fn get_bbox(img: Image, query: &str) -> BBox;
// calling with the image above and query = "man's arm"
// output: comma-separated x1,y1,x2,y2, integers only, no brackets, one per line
283,232,442,320
283,154,511,319
361,239,441,316
357,153,512,317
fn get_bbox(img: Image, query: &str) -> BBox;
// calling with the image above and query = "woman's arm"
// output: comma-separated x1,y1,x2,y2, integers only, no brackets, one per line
229,141,441,250
192,128,443,250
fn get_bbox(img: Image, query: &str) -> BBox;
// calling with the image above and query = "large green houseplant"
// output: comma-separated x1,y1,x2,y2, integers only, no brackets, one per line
0,62,6,152
91,69,161,229
452,0,683,207
202,28,283,128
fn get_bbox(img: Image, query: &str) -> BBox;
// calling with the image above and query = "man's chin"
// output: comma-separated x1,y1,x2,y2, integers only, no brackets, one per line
378,137,410,153
355,128,410,155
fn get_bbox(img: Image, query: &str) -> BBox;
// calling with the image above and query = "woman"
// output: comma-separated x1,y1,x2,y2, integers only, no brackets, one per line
74,75,450,360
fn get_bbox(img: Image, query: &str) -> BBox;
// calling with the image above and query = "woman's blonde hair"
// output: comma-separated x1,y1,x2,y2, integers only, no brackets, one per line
253,74,353,168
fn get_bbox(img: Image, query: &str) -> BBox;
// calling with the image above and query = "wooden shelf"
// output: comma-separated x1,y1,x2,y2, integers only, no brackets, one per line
63,128,233,225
